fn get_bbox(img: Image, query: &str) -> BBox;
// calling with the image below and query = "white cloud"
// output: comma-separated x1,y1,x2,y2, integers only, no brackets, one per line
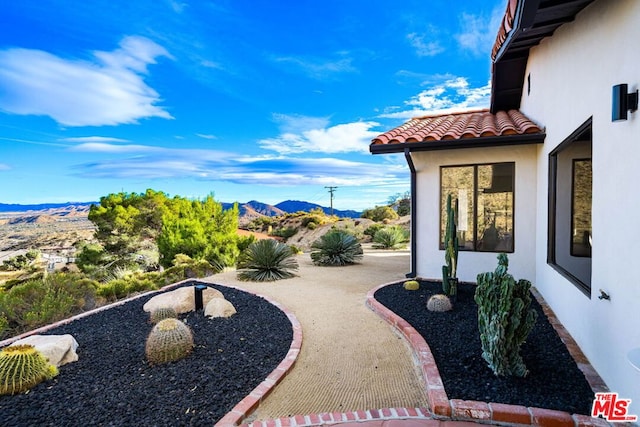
0,36,173,126
378,77,491,119
259,114,380,154
69,143,407,188
196,133,217,140
60,136,130,143
273,54,357,80
455,4,505,56
407,31,444,57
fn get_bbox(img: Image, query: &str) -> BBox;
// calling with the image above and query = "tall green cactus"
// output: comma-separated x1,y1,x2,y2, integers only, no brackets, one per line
474,254,538,377
442,194,459,298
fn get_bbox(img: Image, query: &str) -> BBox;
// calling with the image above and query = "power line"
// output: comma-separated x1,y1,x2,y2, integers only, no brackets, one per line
324,186,337,215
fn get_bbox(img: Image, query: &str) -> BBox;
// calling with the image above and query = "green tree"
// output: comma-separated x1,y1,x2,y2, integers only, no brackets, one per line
157,195,240,268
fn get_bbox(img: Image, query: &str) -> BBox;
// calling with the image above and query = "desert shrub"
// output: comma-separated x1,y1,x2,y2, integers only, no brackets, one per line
271,226,297,240
0,315,8,340
236,234,256,252
96,279,129,302
364,223,384,239
372,226,410,249
361,205,399,222
237,239,299,282
306,221,318,230
310,230,363,266
0,273,98,335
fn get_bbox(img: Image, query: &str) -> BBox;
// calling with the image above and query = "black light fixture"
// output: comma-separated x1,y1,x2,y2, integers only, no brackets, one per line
612,84,638,121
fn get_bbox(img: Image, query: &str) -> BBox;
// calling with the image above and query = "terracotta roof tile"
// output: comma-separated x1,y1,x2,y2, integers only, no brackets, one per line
492,0,518,61
371,109,542,147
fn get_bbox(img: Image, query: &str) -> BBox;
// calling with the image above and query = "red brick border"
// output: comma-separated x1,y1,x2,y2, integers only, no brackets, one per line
238,407,433,427
366,281,613,427
214,283,303,427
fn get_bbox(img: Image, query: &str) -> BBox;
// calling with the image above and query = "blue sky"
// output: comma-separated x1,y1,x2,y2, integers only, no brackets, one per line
0,0,504,210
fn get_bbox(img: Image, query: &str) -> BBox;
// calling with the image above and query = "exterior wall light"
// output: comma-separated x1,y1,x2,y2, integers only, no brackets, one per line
612,83,638,121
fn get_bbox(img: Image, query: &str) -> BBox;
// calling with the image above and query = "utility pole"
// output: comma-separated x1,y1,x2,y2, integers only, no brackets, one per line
325,186,337,215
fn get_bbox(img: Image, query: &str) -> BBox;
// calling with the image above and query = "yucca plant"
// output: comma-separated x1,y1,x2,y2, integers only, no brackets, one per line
237,239,299,282
310,230,363,266
372,226,409,249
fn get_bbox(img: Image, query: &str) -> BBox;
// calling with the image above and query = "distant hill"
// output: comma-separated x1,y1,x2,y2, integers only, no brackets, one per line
275,200,361,218
0,202,95,213
1,199,361,220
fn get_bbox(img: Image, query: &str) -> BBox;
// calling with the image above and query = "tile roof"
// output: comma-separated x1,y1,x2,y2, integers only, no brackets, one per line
371,109,543,149
491,0,518,61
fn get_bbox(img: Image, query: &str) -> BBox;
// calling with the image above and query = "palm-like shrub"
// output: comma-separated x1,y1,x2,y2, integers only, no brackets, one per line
237,239,299,282
372,226,409,249
310,231,363,266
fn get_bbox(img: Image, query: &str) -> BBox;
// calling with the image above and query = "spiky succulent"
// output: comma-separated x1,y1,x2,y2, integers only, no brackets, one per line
149,307,178,324
310,231,363,266
426,294,453,312
0,344,58,395
403,280,420,291
237,239,299,282
145,318,193,365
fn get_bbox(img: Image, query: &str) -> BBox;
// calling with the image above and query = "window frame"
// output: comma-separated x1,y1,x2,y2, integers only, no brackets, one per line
547,117,592,296
439,161,516,253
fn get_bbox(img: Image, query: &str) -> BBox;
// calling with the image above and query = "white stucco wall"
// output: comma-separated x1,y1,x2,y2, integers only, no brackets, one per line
411,144,538,283
520,0,640,416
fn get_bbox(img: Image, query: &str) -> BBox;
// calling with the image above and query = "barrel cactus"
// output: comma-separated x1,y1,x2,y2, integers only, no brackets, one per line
474,253,538,377
145,318,194,365
403,280,420,291
149,307,178,324
0,344,58,395
426,294,452,312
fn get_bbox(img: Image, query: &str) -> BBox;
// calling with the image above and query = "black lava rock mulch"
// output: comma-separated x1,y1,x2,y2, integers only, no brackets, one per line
0,282,293,427
374,280,594,415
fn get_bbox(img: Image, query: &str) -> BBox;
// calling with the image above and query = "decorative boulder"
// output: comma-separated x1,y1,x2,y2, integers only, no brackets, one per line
13,334,79,367
204,298,237,318
143,286,223,314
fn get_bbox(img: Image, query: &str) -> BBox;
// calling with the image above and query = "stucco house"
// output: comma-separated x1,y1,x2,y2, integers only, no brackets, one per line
371,0,640,417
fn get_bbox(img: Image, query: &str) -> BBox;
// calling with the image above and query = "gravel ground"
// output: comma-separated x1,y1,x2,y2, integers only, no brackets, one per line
0,282,293,427
374,280,595,415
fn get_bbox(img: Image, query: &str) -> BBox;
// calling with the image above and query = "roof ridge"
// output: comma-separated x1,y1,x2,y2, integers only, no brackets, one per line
411,108,489,120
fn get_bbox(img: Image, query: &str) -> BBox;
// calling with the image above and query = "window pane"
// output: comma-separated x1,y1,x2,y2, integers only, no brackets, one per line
571,159,592,257
477,163,514,252
441,166,474,250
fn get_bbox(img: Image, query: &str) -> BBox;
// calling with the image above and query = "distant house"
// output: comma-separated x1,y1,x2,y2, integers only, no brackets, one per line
371,0,639,416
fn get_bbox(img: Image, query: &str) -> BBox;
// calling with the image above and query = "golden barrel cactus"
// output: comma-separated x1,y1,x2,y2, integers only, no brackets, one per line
145,318,194,365
0,344,58,395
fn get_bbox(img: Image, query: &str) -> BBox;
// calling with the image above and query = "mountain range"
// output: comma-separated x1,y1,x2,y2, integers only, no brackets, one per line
0,200,362,219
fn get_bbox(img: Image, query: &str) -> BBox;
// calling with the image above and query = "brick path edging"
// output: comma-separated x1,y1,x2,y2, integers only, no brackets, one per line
366,281,613,427
213,282,303,427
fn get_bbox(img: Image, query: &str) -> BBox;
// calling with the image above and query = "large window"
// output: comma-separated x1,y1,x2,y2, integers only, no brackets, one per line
440,162,515,252
548,118,592,295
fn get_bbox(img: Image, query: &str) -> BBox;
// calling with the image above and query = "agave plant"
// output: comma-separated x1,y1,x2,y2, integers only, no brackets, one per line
310,230,363,266
237,239,299,281
372,226,409,249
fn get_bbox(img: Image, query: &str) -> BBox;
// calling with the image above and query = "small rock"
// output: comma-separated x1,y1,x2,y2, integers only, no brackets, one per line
13,334,79,367
204,298,237,318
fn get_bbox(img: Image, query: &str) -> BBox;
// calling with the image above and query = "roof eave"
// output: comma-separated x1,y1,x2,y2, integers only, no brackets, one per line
370,133,546,155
